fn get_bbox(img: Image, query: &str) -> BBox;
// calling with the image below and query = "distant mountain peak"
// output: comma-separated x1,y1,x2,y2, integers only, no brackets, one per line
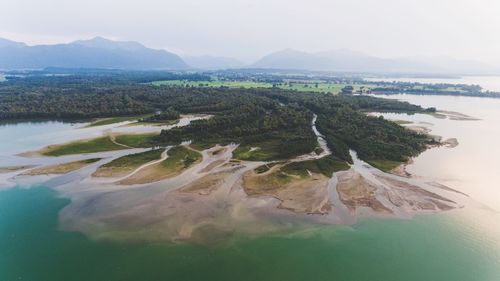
0,36,188,70
70,36,146,51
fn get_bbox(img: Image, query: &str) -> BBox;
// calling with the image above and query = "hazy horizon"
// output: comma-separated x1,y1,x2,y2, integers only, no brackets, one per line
2,0,500,65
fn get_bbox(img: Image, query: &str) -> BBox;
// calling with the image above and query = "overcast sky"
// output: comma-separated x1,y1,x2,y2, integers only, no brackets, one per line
1,0,500,63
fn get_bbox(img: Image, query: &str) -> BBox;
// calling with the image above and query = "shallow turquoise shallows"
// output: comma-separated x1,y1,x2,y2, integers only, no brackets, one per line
1,186,499,281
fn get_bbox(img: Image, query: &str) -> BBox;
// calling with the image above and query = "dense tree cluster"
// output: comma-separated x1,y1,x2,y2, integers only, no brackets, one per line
0,73,435,165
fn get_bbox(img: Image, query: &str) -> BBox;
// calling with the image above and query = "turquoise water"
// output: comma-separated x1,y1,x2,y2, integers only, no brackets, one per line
1,186,499,281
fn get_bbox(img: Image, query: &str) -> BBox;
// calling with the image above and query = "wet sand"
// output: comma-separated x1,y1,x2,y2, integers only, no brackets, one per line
20,159,101,176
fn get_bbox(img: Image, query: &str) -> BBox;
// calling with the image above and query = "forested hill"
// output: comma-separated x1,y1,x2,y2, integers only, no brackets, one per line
0,75,435,170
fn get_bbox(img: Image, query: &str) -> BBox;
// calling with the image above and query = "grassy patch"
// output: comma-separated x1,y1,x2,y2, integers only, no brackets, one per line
93,149,163,178
254,162,284,174
43,137,126,156
366,159,402,172
102,149,163,169
22,158,101,175
281,156,350,177
161,146,202,171
393,120,413,125
87,115,152,127
232,140,295,161
233,146,272,161
114,133,158,148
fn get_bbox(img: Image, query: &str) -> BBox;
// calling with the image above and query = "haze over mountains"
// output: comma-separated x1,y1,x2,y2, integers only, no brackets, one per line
0,36,498,75
0,37,187,70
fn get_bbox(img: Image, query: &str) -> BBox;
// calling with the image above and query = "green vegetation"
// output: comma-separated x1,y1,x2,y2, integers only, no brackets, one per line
101,149,163,169
1,72,436,169
43,137,126,156
114,133,158,148
254,162,284,174
393,120,413,125
161,146,202,171
281,156,351,177
151,79,374,95
139,107,179,123
366,159,402,172
370,80,500,98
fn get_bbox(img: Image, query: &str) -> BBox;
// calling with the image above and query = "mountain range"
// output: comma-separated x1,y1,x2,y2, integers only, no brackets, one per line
0,36,498,75
251,48,499,75
0,36,187,70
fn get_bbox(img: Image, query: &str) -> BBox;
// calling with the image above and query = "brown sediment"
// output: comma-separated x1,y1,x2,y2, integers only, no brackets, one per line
242,166,331,215
179,171,233,195
390,159,414,178
0,165,36,173
92,166,135,178
374,174,456,211
426,182,469,197
117,156,202,185
209,147,227,156
117,162,180,185
336,171,392,213
199,159,226,173
429,110,480,121
20,159,100,176
407,125,432,134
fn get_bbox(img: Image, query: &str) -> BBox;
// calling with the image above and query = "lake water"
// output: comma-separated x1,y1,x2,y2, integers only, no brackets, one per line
365,75,500,92
2,92,500,280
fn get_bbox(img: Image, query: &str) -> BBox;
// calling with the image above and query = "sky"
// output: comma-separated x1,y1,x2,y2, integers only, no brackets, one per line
1,0,500,63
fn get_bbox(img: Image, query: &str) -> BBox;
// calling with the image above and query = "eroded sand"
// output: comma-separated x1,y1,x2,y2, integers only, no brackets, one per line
20,159,101,176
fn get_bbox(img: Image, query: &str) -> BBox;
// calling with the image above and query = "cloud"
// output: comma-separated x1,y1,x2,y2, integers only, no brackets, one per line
1,0,499,63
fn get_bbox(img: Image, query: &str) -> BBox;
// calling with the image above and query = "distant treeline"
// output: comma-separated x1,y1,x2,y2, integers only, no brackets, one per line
369,81,500,98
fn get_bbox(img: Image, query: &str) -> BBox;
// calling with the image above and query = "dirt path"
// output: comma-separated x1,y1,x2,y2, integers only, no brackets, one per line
107,133,134,149
113,147,170,182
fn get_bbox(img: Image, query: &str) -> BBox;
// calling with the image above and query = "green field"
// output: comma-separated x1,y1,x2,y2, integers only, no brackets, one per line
114,133,158,148
151,80,374,94
43,137,126,156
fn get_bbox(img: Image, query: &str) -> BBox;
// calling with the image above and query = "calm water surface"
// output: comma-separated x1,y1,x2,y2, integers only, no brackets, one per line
366,75,500,92
2,92,500,280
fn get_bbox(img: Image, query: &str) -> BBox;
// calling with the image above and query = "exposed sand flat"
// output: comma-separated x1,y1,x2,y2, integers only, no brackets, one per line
426,182,469,197
179,167,243,195
117,146,201,185
442,138,459,148
390,160,413,178
0,165,36,173
374,174,456,211
20,159,101,176
243,166,331,215
117,161,181,185
431,110,480,121
92,149,166,178
336,170,392,213
407,125,432,134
